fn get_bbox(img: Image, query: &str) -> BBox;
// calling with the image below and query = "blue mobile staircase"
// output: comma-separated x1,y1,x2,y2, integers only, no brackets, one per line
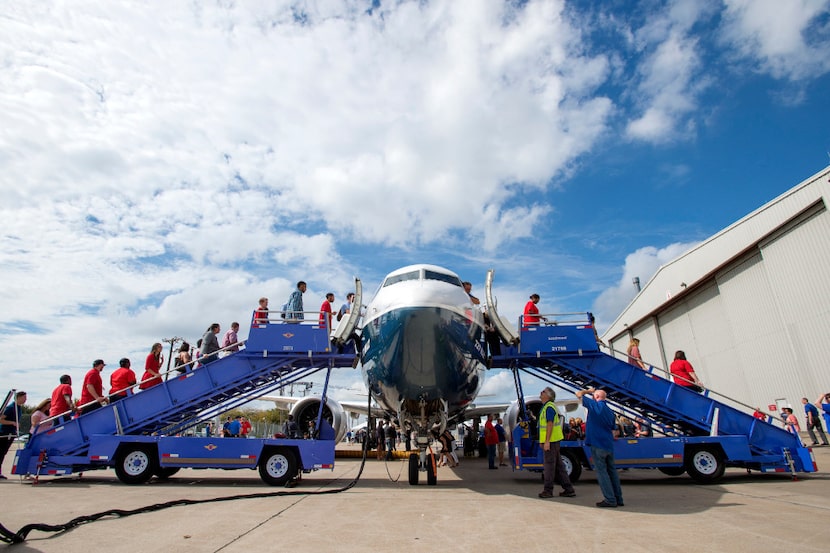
498,315,816,481
13,315,357,478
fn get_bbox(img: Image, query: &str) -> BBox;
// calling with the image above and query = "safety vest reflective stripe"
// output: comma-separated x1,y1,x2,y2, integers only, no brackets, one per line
539,400,564,443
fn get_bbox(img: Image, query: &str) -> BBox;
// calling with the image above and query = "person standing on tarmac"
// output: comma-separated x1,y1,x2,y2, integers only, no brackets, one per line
376,419,386,461
283,414,299,438
0,391,27,479
385,420,397,460
802,397,829,446
484,414,499,469
576,387,623,508
495,417,508,467
537,387,576,499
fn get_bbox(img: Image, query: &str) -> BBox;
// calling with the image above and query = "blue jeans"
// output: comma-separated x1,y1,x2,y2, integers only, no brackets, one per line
487,444,497,468
591,446,623,505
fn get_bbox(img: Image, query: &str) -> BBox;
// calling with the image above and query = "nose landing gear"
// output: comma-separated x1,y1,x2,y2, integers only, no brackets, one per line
408,450,437,486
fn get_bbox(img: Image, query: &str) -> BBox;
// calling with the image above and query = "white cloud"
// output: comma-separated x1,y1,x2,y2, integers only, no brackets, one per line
720,0,830,80
1,0,614,251
592,241,699,329
1,1,827,403
0,0,620,399
624,1,714,142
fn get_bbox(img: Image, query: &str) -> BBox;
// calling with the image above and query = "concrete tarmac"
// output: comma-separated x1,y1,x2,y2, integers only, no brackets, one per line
2,443,830,552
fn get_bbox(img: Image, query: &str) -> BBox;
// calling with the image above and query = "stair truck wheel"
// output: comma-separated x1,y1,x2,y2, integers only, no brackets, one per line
426,453,437,486
408,453,419,486
115,445,157,485
561,449,582,482
685,446,725,483
259,448,297,486
154,467,181,480
658,466,686,477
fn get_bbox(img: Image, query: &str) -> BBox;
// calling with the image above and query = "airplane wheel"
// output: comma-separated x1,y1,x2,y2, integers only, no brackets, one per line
154,467,181,480
115,445,157,485
408,453,419,486
259,448,297,486
426,453,437,486
561,450,582,482
685,447,725,484
658,466,686,477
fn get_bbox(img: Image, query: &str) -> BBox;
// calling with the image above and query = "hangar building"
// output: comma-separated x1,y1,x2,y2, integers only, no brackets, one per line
602,165,830,416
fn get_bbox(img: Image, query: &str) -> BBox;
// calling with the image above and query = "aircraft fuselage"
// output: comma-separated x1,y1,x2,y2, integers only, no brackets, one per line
359,264,486,435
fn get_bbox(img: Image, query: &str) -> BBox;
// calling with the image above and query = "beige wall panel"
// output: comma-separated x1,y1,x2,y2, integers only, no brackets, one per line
716,253,807,411
655,303,698,376
682,283,747,401
758,208,830,397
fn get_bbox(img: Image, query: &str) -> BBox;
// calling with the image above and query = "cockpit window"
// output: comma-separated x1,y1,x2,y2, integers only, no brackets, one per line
424,270,463,287
382,270,420,287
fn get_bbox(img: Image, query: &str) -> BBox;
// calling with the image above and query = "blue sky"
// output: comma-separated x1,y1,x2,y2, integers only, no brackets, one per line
1,0,829,405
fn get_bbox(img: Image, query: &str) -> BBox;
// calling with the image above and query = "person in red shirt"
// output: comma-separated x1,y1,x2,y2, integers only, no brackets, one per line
484,414,499,469
669,350,703,393
522,294,546,328
49,374,77,423
110,358,137,401
139,343,163,390
240,416,252,438
80,359,108,414
319,293,334,331
253,297,269,325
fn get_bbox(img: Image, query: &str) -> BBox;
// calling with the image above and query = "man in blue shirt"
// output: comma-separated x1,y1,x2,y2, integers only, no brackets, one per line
228,416,242,438
0,391,27,479
802,397,829,446
575,387,624,508
286,281,307,320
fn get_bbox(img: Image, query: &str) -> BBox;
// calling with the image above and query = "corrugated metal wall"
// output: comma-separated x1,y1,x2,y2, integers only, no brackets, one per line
754,205,830,405
715,252,795,409
608,202,830,413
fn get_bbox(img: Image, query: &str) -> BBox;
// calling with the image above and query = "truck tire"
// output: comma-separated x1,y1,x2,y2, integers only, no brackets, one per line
154,467,181,480
259,448,297,486
561,450,582,482
426,453,437,486
115,445,157,485
685,447,725,483
408,453,419,486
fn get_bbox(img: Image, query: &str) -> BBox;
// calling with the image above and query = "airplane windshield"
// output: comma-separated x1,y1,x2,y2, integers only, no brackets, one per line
382,270,420,287
424,270,462,287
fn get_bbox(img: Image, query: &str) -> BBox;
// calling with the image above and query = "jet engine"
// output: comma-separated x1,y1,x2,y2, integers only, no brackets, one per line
289,396,348,443
503,396,581,436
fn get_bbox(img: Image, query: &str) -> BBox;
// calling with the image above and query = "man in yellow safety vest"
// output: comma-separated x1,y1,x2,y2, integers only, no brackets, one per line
538,386,576,499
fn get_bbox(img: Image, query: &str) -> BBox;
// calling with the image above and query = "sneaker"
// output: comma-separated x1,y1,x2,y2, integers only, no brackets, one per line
617,502,625,507
596,500,617,508
0,475,7,480
538,491,553,498
489,466,498,470
811,442,820,446
559,490,576,497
